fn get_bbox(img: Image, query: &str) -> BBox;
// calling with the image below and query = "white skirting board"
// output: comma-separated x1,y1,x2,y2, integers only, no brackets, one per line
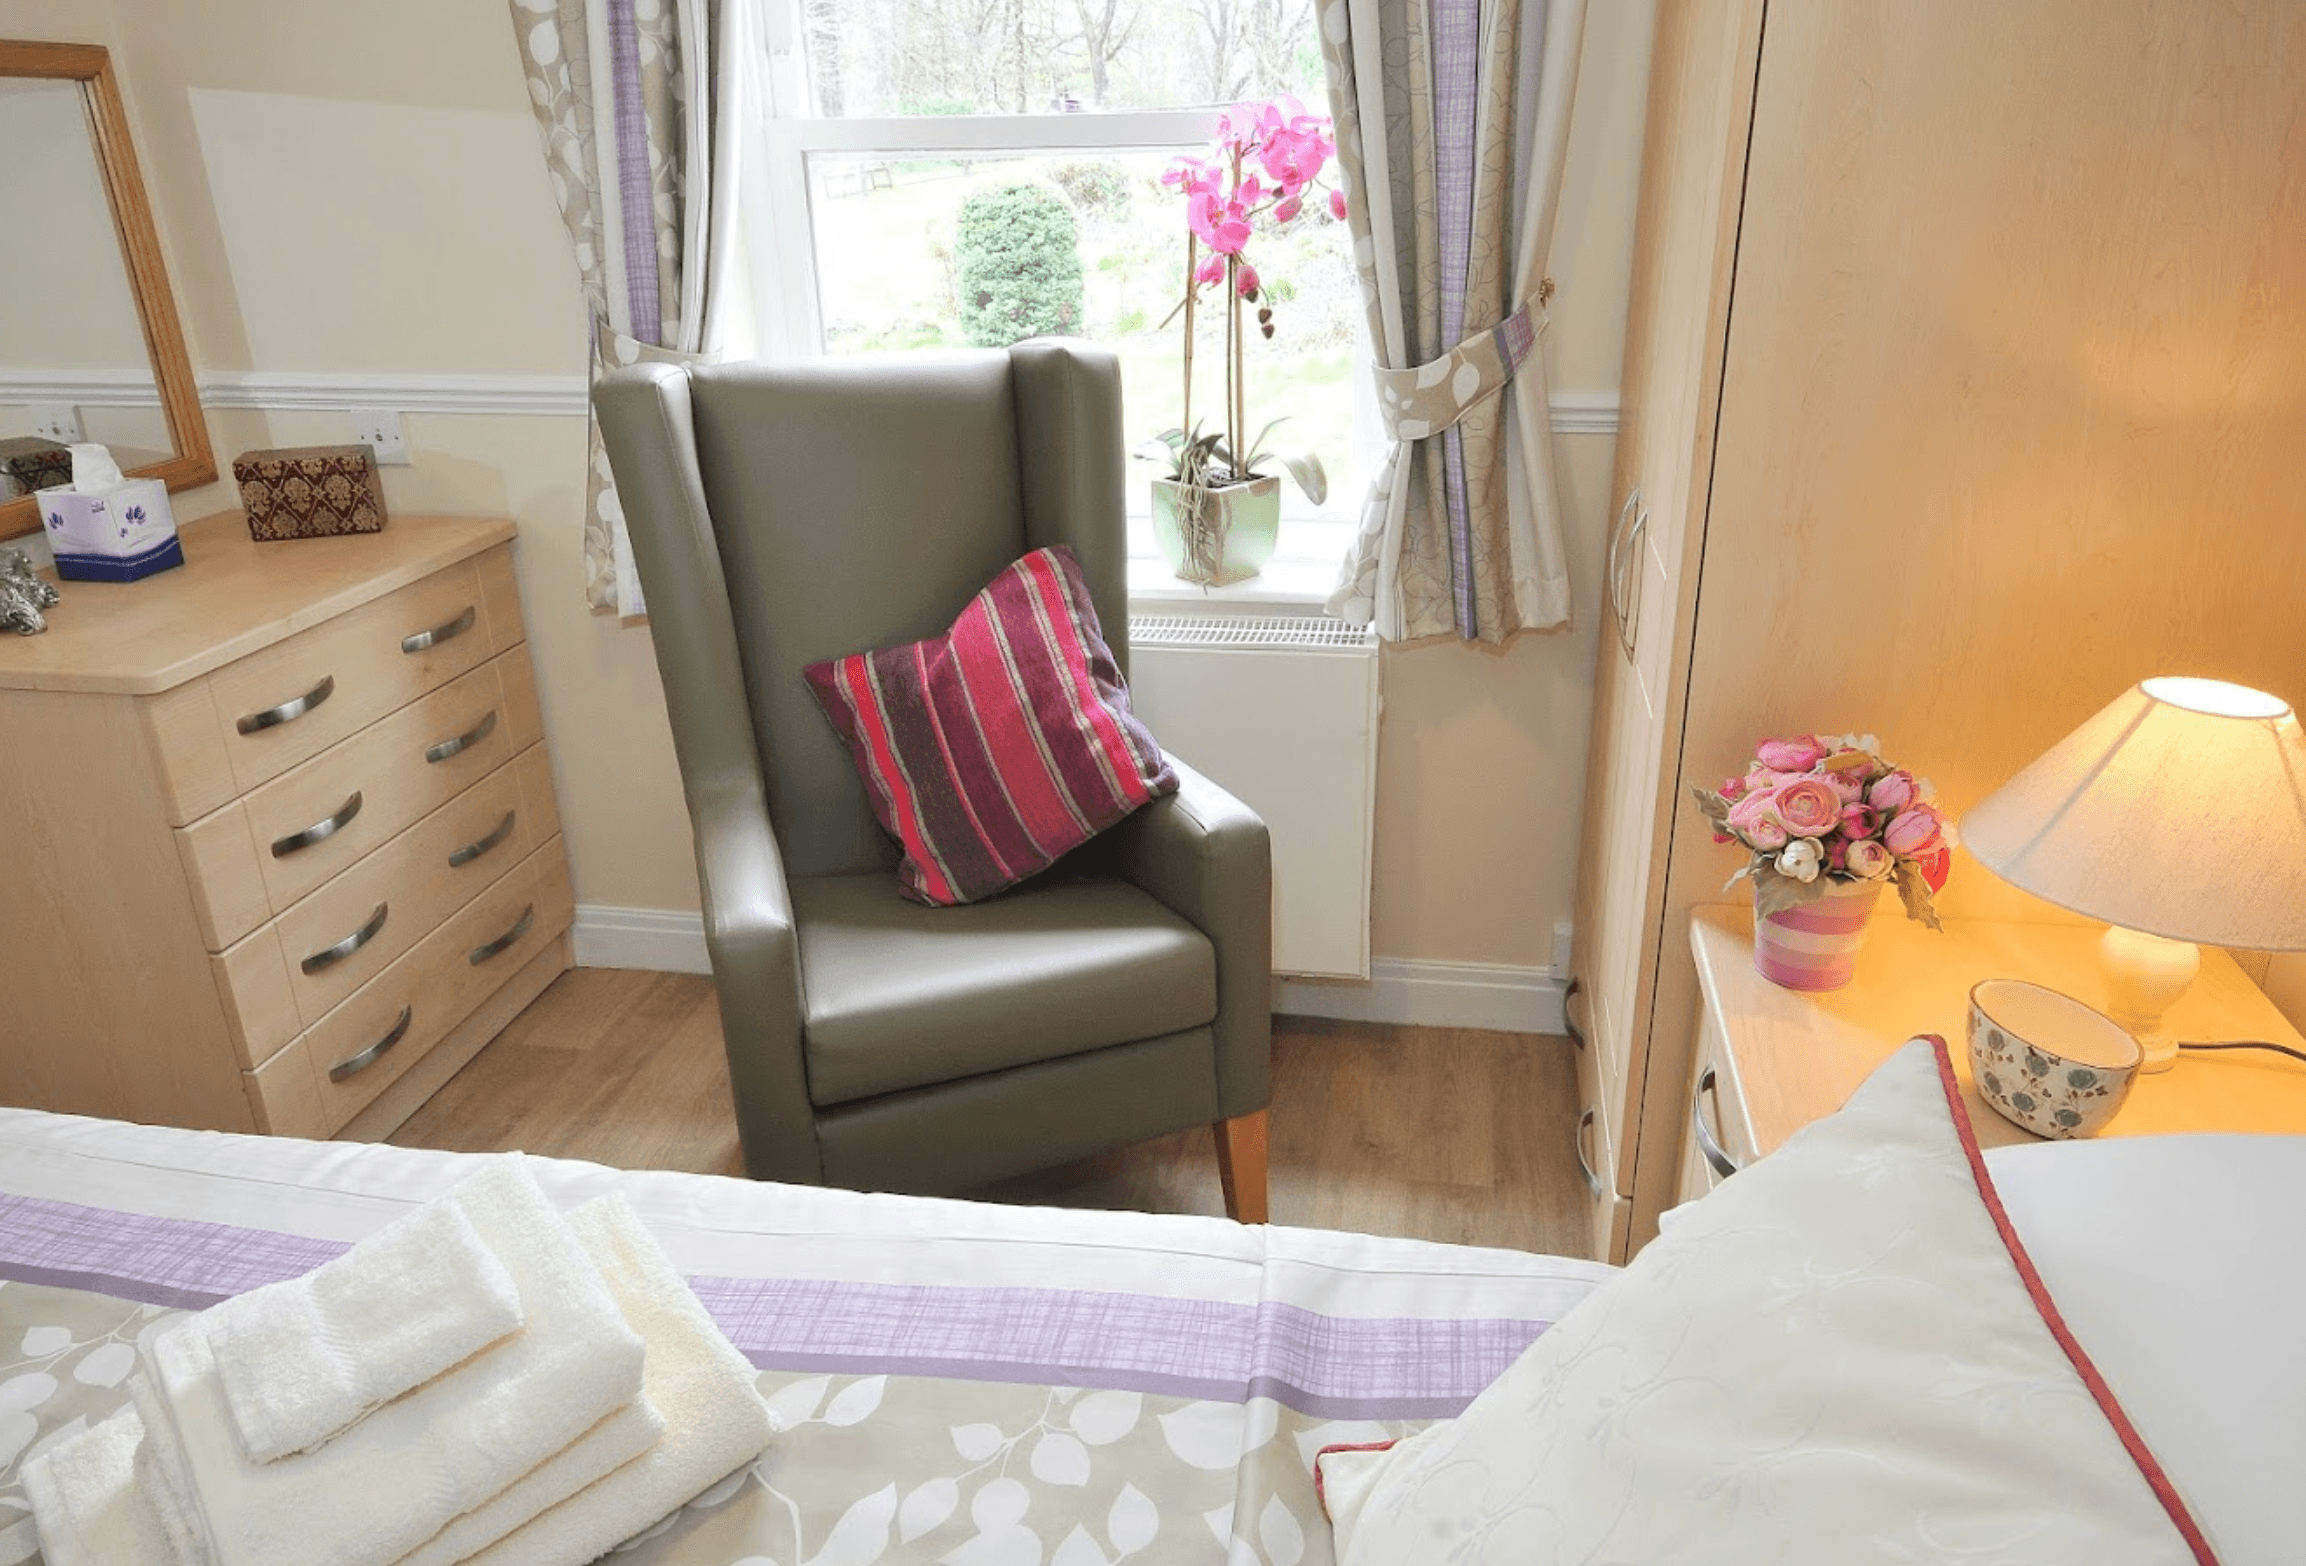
572,906,1567,1035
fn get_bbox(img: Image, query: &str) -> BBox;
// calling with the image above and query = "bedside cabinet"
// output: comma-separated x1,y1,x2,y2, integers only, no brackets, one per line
1678,905,2306,1207
0,513,574,1140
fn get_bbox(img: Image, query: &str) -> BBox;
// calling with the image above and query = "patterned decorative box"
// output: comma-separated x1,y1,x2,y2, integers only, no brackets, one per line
233,445,389,541
0,436,73,498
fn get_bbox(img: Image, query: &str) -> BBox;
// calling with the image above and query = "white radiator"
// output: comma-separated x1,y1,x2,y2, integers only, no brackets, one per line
1127,615,1381,978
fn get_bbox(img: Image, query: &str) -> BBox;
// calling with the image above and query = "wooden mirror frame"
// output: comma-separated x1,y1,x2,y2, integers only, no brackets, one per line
0,40,213,541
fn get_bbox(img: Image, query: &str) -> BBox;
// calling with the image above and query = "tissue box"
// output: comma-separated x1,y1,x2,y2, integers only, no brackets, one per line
0,436,73,498
39,477,184,583
234,445,389,541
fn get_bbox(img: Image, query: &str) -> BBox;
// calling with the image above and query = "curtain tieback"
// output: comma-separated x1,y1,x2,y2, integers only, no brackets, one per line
589,315,716,377
1373,280,1553,443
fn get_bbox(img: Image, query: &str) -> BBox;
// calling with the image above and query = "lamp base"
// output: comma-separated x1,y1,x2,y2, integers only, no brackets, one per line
2097,925,2198,1074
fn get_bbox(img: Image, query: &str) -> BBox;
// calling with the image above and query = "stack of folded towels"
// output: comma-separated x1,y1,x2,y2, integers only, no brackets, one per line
20,1156,777,1566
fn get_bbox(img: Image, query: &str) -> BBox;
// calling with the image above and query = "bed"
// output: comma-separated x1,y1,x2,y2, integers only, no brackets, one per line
0,1105,1608,1566
3,1037,2300,1566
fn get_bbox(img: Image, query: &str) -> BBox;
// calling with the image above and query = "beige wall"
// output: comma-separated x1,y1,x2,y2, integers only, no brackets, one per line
1,0,1656,971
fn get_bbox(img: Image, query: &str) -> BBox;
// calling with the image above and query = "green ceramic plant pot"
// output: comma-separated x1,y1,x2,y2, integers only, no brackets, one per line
1150,475,1280,586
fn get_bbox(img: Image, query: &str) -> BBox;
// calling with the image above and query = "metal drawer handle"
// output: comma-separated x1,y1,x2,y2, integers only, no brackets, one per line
1604,489,1637,630
400,605,475,654
328,1005,412,1083
1574,1109,1605,1198
468,904,534,966
448,810,517,869
1692,1066,1742,1179
236,673,335,735
424,708,497,764
1562,976,1587,1050
271,790,363,858
302,901,389,975
1615,508,1650,659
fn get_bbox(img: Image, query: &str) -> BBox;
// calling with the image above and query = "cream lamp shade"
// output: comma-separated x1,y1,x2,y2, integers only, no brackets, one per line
1962,677,2306,950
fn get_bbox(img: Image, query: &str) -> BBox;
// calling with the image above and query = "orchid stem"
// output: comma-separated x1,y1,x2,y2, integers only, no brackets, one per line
1181,231,1196,454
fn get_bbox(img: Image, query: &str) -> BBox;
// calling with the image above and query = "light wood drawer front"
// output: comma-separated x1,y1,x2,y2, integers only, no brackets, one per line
270,747,560,1027
177,647,545,949
298,839,574,1132
244,1040,328,1140
148,547,524,820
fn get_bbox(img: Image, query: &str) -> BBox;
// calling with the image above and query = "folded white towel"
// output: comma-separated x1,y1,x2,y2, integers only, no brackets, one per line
140,1155,646,1566
459,1196,777,1566
20,1407,172,1566
127,1374,212,1566
207,1190,524,1461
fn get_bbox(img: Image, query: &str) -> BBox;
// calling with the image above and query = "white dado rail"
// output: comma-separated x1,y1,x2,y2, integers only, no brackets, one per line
2,369,1619,433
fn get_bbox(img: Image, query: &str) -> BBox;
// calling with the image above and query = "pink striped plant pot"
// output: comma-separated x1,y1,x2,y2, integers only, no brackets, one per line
1752,878,1884,991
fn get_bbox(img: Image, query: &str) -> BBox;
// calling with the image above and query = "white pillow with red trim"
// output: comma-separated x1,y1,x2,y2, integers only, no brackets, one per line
1317,1038,2220,1566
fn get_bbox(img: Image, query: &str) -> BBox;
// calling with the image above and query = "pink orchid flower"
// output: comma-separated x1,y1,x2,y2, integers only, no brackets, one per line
1329,187,1348,220
1236,262,1260,297
1188,190,1252,254
1162,156,1218,197
1194,253,1226,285
1273,194,1303,223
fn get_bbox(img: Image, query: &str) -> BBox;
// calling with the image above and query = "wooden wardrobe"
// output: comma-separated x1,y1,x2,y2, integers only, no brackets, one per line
1567,0,2306,1261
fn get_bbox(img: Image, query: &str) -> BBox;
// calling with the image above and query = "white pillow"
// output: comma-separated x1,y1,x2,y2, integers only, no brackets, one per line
1319,1039,2216,1566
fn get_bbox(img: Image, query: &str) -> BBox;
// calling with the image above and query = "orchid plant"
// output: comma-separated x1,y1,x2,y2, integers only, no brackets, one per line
1154,99,1345,503
1690,732,1956,929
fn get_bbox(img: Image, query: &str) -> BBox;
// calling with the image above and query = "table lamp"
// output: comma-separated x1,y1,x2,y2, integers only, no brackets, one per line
1962,677,2306,1072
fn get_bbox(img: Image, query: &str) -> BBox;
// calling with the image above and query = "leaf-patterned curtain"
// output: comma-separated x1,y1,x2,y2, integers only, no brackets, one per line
1318,0,1587,642
510,0,737,619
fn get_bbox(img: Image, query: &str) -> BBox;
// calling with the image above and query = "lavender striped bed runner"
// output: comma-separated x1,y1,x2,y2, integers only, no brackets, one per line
0,1193,1552,1420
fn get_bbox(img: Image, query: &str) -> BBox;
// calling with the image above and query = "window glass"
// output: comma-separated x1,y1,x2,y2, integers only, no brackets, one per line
809,148,1363,525
802,0,1327,116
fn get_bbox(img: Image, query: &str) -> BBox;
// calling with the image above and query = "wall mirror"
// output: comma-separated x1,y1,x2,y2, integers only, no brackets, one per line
0,40,211,540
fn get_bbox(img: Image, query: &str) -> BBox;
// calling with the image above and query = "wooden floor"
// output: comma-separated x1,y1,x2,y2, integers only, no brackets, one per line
389,967,1593,1258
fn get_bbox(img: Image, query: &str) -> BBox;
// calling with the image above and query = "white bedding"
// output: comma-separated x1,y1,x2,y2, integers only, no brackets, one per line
2,1102,2295,1566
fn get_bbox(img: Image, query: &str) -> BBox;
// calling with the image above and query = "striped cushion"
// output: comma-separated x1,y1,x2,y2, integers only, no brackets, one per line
803,546,1177,906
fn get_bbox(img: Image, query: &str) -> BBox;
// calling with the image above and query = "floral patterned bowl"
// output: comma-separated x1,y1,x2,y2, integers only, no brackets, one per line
1967,979,2142,1139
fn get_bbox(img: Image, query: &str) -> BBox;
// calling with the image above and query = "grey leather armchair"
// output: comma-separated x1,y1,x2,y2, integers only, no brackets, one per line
595,340,1273,1220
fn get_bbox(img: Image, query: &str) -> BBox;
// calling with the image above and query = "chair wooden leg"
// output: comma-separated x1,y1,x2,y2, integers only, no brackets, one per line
1214,1110,1269,1224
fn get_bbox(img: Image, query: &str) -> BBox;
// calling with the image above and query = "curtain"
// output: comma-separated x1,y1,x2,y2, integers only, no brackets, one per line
510,0,741,618
1318,0,1588,642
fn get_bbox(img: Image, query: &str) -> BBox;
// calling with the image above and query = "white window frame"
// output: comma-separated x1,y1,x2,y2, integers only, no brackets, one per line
742,0,1361,606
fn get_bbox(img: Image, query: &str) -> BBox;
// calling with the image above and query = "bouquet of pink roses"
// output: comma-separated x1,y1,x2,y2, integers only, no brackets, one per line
1690,732,1954,929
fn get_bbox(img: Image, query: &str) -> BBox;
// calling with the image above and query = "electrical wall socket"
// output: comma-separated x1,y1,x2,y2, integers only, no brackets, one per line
1552,918,1575,978
347,407,409,465
30,405,83,444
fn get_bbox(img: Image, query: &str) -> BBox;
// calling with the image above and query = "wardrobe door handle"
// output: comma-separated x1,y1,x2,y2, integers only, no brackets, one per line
1574,1109,1605,1198
424,709,497,764
400,605,475,654
271,791,363,858
236,673,335,735
328,1005,412,1083
468,904,535,966
1615,508,1650,658
1692,1066,1742,1179
1605,489,1638,631
1562,976,1587,1050
302,901,389,975
448,810,517,869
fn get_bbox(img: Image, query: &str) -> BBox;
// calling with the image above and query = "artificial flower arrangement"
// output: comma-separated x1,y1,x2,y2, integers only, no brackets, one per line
1690,732,1956,929
1147,100,1345,582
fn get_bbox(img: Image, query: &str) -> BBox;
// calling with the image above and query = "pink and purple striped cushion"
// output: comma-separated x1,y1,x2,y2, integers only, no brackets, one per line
804,546,1176,906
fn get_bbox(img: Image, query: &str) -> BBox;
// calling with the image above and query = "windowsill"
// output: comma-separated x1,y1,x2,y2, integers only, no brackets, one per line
1123,513,1350,615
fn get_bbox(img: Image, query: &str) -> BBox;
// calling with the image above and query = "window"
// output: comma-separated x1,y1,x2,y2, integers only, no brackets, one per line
733,0,1372,597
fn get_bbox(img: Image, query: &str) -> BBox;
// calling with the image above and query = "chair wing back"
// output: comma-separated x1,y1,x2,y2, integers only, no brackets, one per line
598,340,1130,880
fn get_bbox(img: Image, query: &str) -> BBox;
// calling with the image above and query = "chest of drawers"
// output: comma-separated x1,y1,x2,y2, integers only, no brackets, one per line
0,513,574,1140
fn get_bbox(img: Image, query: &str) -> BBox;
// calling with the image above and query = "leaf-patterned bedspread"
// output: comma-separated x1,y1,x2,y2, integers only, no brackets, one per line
0,1131,1609,1566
